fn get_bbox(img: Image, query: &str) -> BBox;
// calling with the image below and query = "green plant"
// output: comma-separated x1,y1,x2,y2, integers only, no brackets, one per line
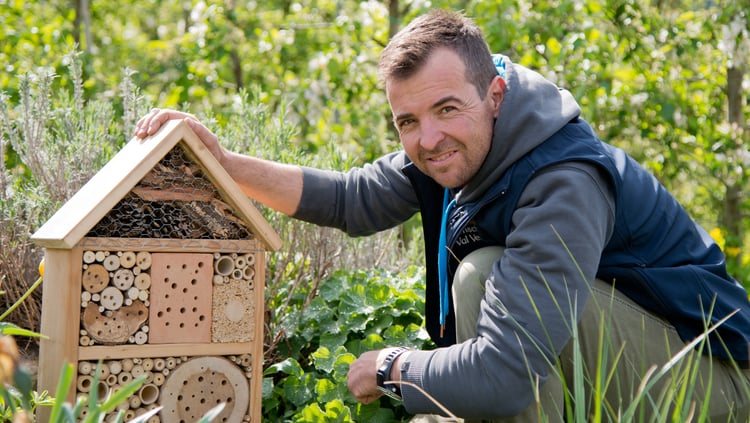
262,266,433,422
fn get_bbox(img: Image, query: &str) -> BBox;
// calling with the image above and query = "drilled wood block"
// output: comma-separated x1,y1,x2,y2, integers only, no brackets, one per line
160,356,249,422
82,300,148,344
82,263,109,293
148,253,213,343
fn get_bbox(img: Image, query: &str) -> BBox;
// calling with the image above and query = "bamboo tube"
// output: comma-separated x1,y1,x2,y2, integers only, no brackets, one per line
131,364,145,378
94,363,110,379
106,374,118,386
139,384,159,405
134,331,148,345
78,361,92,375
77,375,93,392
243,266,255,281
117,371,133,385
165,357,176,369
95,380,109,400
214,255,234,276
129,395,142,409
107,360,122,375
152,373,165,386
137,289,149,302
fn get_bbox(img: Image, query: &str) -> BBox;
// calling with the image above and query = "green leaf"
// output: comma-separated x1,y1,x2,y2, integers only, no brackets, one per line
282,373,314,407
312,346,335,373
294,402,326,422
264,357,303,378
314,378,338,403
320,331,347,351
48,363,75,423
353,402,397,423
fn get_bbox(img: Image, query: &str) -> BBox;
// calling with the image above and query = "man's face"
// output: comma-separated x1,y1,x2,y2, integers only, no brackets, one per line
387,47,504,189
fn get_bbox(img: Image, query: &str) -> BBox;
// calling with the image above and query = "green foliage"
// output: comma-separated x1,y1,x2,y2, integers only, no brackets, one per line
262,266,433,422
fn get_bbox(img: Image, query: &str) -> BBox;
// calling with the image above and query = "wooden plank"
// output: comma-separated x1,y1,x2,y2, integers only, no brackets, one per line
31,120,186,249
37,248,83,420
77,342,255,360
76,237,262,253
249,251,266,423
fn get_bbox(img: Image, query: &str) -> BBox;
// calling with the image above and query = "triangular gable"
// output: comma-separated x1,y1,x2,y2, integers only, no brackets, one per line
31,119,282,251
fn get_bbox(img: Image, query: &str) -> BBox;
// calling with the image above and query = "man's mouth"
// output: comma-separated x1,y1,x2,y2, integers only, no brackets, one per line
427,150,456,164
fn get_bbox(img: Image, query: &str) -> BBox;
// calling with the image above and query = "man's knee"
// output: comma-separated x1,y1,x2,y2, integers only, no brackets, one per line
453,246,505,297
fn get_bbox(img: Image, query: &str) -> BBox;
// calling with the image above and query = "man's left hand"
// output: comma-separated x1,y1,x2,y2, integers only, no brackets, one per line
347,348,395,404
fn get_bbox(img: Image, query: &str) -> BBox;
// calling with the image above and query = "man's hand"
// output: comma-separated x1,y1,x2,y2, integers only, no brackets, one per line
134,108,226,165
348,347,409,404
347,349,385,404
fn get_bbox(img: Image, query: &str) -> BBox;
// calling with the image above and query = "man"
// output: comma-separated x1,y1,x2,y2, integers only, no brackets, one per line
135,9,750,422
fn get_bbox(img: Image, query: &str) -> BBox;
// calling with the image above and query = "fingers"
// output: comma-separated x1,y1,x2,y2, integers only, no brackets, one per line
134,108,197,139
347,351,382,404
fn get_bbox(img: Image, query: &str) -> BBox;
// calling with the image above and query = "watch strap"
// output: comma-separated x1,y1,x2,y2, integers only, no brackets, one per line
376,347,408,400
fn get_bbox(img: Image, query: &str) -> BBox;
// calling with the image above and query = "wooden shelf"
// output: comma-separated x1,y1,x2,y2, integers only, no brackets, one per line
78,342,255,361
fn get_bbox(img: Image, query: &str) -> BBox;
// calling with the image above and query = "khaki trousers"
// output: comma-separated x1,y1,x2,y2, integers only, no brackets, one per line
412,246,750,423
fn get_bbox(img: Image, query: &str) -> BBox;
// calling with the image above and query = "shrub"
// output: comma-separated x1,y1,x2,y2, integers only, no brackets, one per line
262,266,433,422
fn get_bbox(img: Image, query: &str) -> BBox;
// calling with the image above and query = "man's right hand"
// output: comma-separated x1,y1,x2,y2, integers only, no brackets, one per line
134,108,226,165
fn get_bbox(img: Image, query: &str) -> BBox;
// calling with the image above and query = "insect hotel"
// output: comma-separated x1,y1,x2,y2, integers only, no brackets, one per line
31,119,282,422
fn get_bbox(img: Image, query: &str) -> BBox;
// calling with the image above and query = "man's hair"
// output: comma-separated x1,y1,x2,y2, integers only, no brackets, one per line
378,9,498,98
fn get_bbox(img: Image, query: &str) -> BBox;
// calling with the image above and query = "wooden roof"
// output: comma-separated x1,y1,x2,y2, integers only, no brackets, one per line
31,119,282,251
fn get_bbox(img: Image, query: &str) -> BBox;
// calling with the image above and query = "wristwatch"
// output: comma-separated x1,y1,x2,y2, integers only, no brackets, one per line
376,347,408,400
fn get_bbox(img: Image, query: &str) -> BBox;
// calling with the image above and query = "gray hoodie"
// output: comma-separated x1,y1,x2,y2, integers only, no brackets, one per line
294,56,616,418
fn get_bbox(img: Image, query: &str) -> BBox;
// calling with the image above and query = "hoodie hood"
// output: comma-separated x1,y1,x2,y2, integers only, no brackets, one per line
456,55,581,205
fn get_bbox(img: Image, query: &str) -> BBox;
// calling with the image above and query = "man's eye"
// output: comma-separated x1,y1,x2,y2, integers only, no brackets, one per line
440,106,456,114
398,119,414,129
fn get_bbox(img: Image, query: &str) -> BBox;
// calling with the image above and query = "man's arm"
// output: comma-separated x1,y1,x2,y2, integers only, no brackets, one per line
135,108,303,215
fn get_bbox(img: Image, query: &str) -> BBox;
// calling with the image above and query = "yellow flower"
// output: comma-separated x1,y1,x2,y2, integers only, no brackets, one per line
38,258,45,277
709,227,726,250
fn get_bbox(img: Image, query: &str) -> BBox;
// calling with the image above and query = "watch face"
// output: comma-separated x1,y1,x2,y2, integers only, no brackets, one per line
377,384,402,401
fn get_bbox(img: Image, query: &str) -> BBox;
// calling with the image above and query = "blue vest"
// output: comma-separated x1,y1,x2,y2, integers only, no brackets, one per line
404,118,750,365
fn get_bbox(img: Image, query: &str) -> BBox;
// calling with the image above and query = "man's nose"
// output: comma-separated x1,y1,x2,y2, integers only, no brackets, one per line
419,118,445,150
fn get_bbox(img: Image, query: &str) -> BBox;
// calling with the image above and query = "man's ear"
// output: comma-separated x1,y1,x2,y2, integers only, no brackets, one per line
489,75,506,117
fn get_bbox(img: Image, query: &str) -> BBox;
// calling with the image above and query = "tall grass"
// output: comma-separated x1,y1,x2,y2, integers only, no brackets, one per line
482,229,750,423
